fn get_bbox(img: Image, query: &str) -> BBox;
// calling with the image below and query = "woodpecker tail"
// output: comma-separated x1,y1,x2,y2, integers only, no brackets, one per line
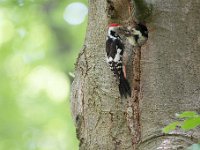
119,72,131,98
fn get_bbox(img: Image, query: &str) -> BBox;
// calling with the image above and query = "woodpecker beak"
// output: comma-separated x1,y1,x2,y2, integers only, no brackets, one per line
118,27,131,36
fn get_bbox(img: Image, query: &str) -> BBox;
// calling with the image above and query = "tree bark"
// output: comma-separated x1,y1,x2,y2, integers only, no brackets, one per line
71,0,200,149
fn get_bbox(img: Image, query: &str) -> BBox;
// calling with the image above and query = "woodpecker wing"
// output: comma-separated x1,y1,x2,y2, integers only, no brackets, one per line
106,38,124,58
106,38,113,57
106,38,124,77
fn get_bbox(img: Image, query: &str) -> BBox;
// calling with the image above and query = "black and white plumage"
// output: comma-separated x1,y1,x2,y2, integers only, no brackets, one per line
106,23,131,98
106,23,148,98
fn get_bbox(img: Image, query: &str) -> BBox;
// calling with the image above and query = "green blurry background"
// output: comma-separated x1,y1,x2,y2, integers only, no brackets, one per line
0,0,88,149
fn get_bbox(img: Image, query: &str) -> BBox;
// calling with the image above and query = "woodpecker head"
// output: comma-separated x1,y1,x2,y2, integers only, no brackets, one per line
135,23,148,38
108,23,122,38
127,23,148,46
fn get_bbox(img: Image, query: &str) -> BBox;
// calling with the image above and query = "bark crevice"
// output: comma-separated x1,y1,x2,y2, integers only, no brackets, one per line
131,47,142,146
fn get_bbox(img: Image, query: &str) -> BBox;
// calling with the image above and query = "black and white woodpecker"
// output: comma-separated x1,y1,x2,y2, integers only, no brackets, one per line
106,23,148,98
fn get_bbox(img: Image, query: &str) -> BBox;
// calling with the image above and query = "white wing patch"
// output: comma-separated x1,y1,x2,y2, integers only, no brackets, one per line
106,56,113,63
114,48,122,62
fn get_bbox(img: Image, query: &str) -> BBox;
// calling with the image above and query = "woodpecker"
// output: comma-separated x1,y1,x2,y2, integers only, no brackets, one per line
124,23,148,47
106,23,130,98
106,23,148,98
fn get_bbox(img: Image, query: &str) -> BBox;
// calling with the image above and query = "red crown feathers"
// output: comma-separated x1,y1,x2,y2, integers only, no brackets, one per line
108,23,121,27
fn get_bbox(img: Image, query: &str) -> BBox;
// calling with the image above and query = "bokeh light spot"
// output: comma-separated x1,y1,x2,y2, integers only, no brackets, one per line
17,28,27,38
63,2,88,25
26,66,70,102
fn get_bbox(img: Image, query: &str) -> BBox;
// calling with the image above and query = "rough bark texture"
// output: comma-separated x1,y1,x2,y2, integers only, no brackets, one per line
139,0,200,149
71,0,200,149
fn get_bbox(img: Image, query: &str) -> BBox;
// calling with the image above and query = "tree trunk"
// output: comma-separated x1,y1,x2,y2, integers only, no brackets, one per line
71,0,200,149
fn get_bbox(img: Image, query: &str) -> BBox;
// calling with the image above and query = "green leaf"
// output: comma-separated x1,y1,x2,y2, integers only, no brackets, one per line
187,144,200,150
162,122,180,133
181,117,200,130
177,111,199,118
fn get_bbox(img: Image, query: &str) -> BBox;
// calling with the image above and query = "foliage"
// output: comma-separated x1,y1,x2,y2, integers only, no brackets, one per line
163,111,200,150
187,144,200,150
163,111,200,133
0,0,88,149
